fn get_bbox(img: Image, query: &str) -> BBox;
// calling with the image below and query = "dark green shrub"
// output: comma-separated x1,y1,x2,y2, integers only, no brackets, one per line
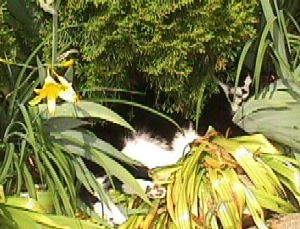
0,3,15,56
0,3,16,92
35,0,259,117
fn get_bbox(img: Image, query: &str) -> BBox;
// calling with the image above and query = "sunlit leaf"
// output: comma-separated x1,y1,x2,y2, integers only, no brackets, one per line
38,101,134,131
233,79,300,152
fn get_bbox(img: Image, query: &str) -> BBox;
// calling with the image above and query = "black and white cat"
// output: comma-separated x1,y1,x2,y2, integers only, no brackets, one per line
217,74,252,114
92,75,252,225
92,125,199,225
122,125,198,169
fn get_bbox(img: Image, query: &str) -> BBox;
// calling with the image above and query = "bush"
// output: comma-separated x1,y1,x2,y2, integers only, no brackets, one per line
33,0,260,117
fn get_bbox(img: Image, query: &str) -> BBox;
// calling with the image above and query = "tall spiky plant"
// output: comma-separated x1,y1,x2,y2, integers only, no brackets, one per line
232,0,300,158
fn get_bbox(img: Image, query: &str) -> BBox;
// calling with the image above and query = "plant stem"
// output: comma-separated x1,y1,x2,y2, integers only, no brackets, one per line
52,11,58,66
51,0,61,66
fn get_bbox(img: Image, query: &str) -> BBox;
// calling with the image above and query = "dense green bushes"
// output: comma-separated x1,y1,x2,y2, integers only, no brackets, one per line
71,0,259,116
13,0,259,117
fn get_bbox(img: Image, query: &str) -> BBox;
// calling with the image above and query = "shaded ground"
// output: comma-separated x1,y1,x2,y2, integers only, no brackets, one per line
246,213,300,229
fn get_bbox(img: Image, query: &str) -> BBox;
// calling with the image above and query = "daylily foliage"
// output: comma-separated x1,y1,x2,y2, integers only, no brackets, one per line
119,130,300,229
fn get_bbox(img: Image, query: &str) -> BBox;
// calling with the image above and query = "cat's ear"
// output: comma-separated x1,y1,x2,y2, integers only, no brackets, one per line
217,75,252,114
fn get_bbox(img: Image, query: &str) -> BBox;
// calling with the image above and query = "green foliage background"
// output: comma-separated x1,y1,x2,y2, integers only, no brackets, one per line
0,3,15,57
0,3,16,89
2,0,259,117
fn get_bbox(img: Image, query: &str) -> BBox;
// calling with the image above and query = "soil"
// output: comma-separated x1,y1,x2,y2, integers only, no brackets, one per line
246,213,300,229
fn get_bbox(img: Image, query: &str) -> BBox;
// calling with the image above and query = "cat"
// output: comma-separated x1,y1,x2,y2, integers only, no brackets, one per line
92,125,199,225
91,75,253,224
121,125,199,169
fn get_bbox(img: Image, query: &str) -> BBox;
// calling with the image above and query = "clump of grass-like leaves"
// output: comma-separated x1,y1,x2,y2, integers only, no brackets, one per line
0,58,148,228
120,129,300,229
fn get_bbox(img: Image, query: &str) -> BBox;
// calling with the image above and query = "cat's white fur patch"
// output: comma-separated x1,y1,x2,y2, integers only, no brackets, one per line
93,178,127,225
93,200,127,225
122,132,172,168
122,126,198,168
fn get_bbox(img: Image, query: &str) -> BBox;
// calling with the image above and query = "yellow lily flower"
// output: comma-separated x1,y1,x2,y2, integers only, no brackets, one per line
29,70,77,115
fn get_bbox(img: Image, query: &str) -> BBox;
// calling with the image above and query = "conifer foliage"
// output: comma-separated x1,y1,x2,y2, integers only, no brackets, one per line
48,0,259,116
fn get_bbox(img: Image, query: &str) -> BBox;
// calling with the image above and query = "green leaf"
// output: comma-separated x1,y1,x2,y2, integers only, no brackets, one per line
94,150,150,204
243,188,268,229
72,158,105,199
253,16,275,95
0,143,14,184
19,105,34,139
61,143,150,204
36,56,46,85
38,151,75,216
97,99,181,131
233,79,300,152
64,66,73,82
43,117,88,133
47,214,105,229
36,191,55,214
38,101,134,131
51,129,139,165
44,149,76,205
5,197,45,213
195,82,206,132
4,206,41,229
250,188,297,214
4,205,72,229
0,186,5,203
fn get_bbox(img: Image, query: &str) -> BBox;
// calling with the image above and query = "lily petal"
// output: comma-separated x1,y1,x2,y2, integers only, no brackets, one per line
58,90,77,103
47,97,56,115
56,75,71,87
44,75,57,84
56,75,77,102
33,89,42,93
29,95,43,106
